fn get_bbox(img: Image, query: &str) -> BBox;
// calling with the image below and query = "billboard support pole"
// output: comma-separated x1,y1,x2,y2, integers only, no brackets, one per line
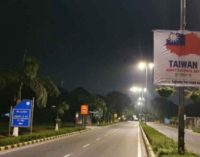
178,0,186,154
178,87,185,154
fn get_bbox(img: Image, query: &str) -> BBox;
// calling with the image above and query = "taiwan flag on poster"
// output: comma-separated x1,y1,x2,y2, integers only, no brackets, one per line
165,32,200,56
153,30,200,87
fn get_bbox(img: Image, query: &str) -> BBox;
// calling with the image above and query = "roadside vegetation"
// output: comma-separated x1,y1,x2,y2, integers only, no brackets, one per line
0,55,133,146
193,128,200,133
0,125,84,146
141,123,198,157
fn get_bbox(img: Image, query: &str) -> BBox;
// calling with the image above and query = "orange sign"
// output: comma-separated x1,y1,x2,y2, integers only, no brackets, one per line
80,104,88,115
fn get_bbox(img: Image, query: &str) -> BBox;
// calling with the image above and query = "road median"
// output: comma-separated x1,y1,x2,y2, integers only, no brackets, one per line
140,123,198,157
140,123,155,157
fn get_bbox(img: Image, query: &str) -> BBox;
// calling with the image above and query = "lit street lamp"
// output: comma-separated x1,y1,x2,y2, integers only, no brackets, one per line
130,86,146,120
137,61,154,121
138,62,154,91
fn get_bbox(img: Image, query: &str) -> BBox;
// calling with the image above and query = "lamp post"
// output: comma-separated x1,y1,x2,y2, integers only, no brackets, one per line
130,86,146,121
137,62,154,121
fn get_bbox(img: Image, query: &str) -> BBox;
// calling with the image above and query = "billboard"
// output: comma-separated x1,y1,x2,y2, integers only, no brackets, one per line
154,30,200,87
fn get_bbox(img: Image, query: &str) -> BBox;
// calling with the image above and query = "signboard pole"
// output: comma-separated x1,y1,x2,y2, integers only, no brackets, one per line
82,115,84,127
178,0,186,154
8,106,12,136
178,88,185,153
80,104,89,127
82,115,86,127
30,97,35,134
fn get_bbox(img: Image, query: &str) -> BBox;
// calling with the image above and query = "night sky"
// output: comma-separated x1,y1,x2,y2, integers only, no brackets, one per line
1,0,200,95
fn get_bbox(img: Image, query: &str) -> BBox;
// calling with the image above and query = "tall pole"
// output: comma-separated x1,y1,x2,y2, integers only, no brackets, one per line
8,106,12,136
180,0,186,30
30,97,35,134
145,66,148,122
178,0,186,154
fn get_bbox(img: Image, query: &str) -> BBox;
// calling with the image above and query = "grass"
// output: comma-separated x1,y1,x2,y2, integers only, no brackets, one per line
0,121,85,146
193,128,200,133
141,123,198,157
0,122,77,137
0,126,85,146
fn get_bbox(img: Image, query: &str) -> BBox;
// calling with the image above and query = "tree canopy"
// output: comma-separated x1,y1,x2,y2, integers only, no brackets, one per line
0,55,60,108
156,86,175,98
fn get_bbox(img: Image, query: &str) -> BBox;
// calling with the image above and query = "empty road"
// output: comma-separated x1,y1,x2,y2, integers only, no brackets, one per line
0,121,147,157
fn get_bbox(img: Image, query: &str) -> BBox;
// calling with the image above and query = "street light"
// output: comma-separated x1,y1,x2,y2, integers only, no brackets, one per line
130,86,146,95
148,63,154,69
137,61,154,121
130,86,146,92
138,62,147,70
137,61,154,94
138,97,145,101
137,101,142,106
130,86,147,120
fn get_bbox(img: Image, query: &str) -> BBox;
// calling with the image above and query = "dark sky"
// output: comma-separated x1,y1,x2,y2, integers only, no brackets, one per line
1,0,200,95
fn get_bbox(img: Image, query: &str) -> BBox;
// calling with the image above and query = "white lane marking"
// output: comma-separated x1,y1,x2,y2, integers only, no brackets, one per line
64,153,72,157
0,130,81,155
112,129,119,133
82,144,90,148
96,137,101,141
138,127,142,157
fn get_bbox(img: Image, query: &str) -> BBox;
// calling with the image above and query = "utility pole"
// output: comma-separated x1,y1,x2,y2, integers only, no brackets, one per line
178,0,186,154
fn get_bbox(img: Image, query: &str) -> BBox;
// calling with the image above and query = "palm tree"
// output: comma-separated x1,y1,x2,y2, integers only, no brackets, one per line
0,55,60,107
0,55,60,136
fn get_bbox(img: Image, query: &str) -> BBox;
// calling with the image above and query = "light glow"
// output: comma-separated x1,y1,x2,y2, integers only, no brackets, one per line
148,63,154,69
138,62,146,70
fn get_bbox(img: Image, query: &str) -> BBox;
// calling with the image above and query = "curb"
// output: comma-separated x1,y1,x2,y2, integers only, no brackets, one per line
140,125,156,157
0,129,89,152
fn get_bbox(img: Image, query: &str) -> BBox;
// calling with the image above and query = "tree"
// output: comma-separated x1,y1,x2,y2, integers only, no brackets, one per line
150,97,178,121
52,101,69,131
122,105,135,120
154,86,176,121
90,95,107,123
185,88,200,117
66,87,92,122
186,88,200,104
0,55,60,108
156,86,176,98
0,55,60,136
106,91,131,117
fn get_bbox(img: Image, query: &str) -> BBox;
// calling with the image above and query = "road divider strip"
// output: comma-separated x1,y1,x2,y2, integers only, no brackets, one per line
137,127,142,157
0,129,89,152
139,124,155,157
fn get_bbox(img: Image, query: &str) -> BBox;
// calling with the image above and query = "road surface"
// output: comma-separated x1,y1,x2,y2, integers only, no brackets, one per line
148,122,200,156
0,121,147,157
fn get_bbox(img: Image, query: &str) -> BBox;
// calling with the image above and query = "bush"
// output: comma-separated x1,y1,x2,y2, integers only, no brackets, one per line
193,128,200,133
141,123,198,157
0,127,84,146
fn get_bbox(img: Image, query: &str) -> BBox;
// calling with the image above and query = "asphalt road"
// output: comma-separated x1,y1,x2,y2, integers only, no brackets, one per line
0,121,147,157
148,122,200,156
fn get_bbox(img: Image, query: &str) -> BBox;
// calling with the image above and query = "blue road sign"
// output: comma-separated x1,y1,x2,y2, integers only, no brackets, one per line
12,99,33,128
